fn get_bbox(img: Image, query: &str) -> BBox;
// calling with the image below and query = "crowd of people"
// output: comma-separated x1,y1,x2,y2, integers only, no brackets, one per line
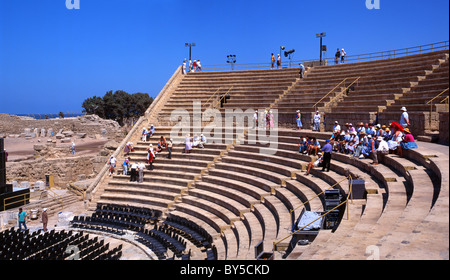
106,124,212,183
182,59,202,74
300,108,418,175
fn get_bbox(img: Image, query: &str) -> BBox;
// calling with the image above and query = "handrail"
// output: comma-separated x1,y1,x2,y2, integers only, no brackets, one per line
213,86,233,109
313,77,360,111
272,175,353,260
426,88,449,105
203,87,222,109
47,189,64,210
427,88,449,126
289,174,352,229
68,183,86,200
3,193,30,211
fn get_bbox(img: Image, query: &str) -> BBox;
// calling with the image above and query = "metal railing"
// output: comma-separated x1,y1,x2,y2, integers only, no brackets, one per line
272,175,353,260
200,41,449,72
313,77,361,111
427,88,449,126
213,86,233,109
3,193,30,211
202,88,223,109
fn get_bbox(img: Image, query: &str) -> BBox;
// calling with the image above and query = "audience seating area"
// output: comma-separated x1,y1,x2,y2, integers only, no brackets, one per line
0,227,122,260
87,50,448,260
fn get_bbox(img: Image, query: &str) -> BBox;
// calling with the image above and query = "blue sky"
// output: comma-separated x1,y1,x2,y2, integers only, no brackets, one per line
0,0,448,115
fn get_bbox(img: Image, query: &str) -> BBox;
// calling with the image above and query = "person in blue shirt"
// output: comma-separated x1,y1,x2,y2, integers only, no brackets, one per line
18,208,27,231
321,139,333,172
299,63,305,78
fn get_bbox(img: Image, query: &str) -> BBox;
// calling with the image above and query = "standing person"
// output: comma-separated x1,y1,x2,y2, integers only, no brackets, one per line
130,162,138,182
321,140,333,172
108,156,117,176
313,111,321,132
188,59,192,72
296,110,302,130
185,134,192,154
71,141,76,155
182,60,186,74
267,110,274,129
197,60,202,71
122,157,130,175
138,162,145,183
341,48,346,64
147,145,155,170
335,48,341,64
277,54,281,69
167,138,173,159
253,110,258,129
271,53,275,69
18,208,27,231
193,60,197,72
400,107,410,128
41,208,48,232
299,63,305,78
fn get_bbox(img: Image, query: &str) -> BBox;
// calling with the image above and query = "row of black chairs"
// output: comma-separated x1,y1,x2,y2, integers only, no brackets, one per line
163,214,213,249
96,203,162,222
0,228,122,260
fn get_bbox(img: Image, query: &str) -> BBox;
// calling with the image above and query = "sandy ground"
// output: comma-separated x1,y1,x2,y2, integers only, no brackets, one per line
4,137,110,161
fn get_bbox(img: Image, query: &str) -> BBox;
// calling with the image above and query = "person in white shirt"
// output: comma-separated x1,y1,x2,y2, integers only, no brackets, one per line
374,136,389,165
108,156,117,176
313,111,321,131
341,48,346,63
130,162,138,182
138,162,146,183
333,121,341,134
197,60,202,71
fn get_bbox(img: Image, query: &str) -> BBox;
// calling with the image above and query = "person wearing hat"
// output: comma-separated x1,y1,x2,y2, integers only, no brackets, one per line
333,121,341,134
398,128,417,157
374,136,389,165
296,110,302,131
313,111,321,132
200,134,207,148
41,208,48,232
400,107,410,128
341,48,346,63
320,139,333,172
147,144,155,170
108,155,117,176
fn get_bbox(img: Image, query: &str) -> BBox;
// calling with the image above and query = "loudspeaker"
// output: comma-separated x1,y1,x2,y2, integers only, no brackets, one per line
352,179,366,199
321,45,327,52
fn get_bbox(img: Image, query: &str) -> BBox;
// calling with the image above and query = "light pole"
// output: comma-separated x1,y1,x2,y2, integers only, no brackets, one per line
185,42,196,61
316,32,326,66
280,46,285,67
227,55,236,71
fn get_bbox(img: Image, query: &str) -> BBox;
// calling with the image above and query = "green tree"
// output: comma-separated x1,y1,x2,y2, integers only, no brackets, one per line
82,90,153,125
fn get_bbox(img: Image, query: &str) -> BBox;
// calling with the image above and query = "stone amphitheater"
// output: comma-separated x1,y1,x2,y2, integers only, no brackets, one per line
1,49,448,261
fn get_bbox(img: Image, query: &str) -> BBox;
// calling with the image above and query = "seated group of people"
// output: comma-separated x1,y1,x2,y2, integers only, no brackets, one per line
303,121,418,175
328,121,417,162
184,134,207,153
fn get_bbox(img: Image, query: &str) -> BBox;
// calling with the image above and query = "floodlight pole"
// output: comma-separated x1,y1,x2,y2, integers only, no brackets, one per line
316,33,326,66
185,43,196,61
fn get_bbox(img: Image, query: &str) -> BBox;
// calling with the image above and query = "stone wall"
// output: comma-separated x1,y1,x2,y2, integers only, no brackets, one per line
0,114,122,140
5,155,108,187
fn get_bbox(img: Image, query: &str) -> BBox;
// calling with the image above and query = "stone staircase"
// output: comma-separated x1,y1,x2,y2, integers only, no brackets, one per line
84,53,448,260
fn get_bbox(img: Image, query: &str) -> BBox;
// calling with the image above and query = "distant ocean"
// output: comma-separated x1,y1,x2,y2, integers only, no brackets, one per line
15,112,85,119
